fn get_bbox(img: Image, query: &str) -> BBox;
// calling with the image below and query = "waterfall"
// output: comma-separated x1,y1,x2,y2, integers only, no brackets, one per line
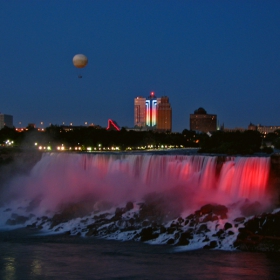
0,153,271,219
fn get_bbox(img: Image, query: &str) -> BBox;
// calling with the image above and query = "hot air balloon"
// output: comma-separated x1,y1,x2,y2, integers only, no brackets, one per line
73,54,88,78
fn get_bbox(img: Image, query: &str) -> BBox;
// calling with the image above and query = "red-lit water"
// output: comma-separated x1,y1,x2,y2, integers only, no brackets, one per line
0,153,270,219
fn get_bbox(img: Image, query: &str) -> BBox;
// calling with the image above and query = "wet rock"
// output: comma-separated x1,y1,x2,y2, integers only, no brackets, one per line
213,229,224,238
128,218,135,225
177,232,191,246
113,207,124,220
170,221,182,229
167,227,176,234
6,214,29,225
160,226,167,234
209,240,218,248
167,238,175,244
224,222,232,231
196,204,228,219
203,236,210,242
86,227,99,237
234,217,245,226
202,214,219,223
140,227,159,242
197,224,210,234
234,217,245,223
234,210,280,251
185,214,195,220
240,201,262,216
125,201,134,211
26,222,37,228
177,217,184,224
50,202,93,228
204,240,218,249
142,220,150,227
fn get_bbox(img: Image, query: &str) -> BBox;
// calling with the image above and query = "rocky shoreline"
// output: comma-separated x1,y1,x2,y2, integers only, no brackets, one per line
4,197,280,252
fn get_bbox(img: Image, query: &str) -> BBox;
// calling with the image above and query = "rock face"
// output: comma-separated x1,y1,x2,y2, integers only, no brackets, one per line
19,200,234,249
234,211,280,252
268,154,280,206
83,202,233,249
5,192,280,252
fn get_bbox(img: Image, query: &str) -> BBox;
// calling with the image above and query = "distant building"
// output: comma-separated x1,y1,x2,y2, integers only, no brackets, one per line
248,123,280,134
223,127,246,132
190,107,217,133
248,123,257,131
134,92,172,132
0,113,13,130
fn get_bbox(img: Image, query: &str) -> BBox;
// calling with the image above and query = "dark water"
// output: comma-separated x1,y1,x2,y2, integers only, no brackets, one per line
0,229,279,280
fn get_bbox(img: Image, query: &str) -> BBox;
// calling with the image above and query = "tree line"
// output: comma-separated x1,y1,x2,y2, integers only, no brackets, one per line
0,125,279,154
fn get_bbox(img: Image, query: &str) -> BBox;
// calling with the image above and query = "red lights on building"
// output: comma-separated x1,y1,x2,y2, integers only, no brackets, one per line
106,119,120,131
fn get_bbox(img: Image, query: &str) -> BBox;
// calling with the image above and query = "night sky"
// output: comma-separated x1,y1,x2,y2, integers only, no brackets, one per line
1,0,280,132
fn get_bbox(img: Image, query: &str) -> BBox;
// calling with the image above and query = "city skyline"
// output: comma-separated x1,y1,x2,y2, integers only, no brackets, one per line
1,1,280,132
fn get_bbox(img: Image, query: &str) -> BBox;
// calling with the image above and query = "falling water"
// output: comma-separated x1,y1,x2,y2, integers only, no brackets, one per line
0,153,271,223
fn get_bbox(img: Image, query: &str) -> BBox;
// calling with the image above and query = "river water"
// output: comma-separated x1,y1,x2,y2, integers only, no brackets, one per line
0,228,279,280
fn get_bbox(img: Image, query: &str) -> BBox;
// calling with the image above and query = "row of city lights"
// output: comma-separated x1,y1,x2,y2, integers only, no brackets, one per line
17,121,94,127
34,143,183,152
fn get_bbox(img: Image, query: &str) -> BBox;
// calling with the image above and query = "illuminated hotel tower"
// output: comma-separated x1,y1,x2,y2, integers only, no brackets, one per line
134,92,172,131
145,92,158,129
157,96,172,132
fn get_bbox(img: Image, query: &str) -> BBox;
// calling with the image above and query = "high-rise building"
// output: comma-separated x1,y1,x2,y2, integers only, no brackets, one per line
190,107,217,133
0,113,13,130
134,92,172,131
157,96,172,132
145,92,158,129
134,96,146,128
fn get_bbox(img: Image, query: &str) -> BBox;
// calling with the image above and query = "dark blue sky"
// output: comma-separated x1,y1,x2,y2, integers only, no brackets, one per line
1,0,280,132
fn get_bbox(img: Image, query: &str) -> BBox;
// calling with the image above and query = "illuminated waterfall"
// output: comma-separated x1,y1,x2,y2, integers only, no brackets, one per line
0,153,271,218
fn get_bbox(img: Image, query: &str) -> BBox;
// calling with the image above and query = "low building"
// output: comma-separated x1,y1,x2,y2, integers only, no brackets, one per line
248,123,280,134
